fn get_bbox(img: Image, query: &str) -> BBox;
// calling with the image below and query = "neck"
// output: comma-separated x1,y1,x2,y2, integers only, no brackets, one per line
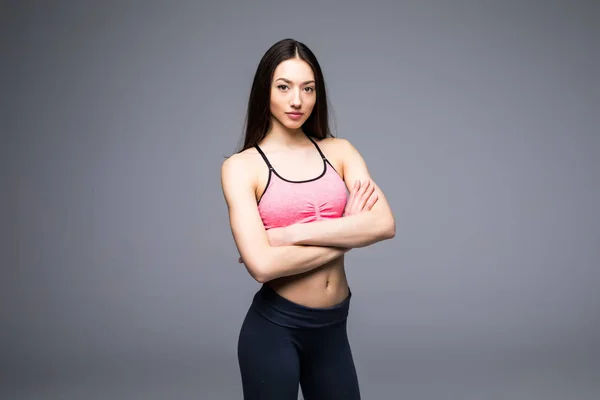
262,119,309,149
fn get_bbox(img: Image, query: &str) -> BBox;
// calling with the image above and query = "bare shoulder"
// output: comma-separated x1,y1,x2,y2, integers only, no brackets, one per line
221,147,261,171
220,148,261,189
316,137,360,158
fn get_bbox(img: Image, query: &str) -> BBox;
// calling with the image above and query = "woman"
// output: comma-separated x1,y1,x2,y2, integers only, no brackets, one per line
221,38,396,399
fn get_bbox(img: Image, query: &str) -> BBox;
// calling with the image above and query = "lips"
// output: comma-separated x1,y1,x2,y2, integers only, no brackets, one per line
285,112,304,121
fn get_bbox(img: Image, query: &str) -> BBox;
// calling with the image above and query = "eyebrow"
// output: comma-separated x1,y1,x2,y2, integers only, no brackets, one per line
274,78,315,85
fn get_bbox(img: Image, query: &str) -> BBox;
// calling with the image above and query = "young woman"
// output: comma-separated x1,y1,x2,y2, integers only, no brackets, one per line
221,38,396,400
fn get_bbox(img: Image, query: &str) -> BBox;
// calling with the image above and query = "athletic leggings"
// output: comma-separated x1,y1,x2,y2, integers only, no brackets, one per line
237,284,361,399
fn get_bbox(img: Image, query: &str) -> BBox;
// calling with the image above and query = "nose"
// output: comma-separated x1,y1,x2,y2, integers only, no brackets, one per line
290,88,301,107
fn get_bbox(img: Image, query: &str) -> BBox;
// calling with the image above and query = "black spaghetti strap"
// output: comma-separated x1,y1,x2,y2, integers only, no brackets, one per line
306,135,327,160
254,145,274,170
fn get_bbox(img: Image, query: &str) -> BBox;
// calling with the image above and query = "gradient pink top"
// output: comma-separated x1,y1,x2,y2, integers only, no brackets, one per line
256,136,348,230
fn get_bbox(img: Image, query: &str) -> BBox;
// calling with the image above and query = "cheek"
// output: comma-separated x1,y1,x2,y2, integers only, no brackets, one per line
270,93,285,112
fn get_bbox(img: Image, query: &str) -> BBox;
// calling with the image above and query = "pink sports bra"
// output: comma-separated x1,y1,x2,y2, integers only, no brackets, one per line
255,135,348,230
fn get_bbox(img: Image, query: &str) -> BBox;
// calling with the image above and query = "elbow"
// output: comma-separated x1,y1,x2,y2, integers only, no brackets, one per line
370,210,395,242
242,246,279,283
382,217,396,240
242,257,263,283
388,221,396,239
247,263,269,283
246,259,275,284
254,267,273,283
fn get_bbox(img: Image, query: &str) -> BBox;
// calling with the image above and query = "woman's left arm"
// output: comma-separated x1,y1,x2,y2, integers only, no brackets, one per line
277,139,396,249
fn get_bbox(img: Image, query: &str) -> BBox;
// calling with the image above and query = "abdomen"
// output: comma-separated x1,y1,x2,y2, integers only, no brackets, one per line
266,256,349,308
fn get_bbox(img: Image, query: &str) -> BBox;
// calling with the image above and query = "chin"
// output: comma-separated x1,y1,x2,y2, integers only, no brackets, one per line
284,121,305,130
278,118,305,130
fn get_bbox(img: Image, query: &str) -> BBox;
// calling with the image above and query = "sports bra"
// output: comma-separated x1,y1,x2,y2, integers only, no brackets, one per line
255,135,348,230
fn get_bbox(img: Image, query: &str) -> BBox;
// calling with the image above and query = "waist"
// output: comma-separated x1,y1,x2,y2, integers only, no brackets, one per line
267,256,348,306
251,283,352,329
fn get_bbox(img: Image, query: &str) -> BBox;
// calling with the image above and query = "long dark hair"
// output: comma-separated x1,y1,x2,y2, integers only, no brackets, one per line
236,38,334,153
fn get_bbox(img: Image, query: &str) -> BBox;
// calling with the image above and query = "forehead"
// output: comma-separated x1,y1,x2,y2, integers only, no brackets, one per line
272,58,314,82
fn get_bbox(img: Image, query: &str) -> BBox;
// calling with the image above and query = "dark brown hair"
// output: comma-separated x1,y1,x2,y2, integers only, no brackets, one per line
236,38,334,153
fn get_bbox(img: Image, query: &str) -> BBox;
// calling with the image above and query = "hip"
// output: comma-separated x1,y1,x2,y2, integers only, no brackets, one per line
249,282,352,329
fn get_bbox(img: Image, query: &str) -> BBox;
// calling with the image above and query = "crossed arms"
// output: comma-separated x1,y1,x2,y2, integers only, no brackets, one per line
221,139,395,283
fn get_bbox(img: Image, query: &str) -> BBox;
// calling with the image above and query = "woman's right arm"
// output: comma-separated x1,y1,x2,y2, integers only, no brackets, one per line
221,155,348,283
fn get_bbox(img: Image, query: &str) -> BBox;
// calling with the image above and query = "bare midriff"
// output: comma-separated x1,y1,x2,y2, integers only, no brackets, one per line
266,254,349,308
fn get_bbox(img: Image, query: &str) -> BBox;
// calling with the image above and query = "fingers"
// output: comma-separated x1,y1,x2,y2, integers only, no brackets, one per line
356,179,375,211
345,179,378,215
358,180,375,204
364,190,378,210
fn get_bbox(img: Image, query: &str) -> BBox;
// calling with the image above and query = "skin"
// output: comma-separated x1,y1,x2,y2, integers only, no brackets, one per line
239,179,378,260
221,57,395,308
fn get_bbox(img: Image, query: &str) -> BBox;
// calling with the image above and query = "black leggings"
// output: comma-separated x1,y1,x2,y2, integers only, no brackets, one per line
237,284,361,399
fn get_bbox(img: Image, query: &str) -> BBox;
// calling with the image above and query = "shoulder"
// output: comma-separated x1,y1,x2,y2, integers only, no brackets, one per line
221,147,261,170
221,148,261,188
315,137,361,159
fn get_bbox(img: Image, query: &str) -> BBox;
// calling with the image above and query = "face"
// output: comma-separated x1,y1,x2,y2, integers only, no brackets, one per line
269,58,316,130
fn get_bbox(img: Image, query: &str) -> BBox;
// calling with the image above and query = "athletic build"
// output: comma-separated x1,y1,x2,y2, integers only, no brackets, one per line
221,38,395,399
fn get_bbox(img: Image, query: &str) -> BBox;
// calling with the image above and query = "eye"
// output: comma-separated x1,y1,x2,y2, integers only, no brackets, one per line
277,84,289,91
304,86,315,93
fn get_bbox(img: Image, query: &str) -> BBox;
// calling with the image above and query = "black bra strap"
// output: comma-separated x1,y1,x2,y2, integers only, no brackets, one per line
254,145,274,170
306,135,327,160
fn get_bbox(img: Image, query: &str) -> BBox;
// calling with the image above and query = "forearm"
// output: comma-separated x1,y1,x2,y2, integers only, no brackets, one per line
287,211,395,248
259,245,347,282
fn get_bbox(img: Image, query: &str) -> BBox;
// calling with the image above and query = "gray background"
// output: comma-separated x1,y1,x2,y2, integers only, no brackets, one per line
3,0,599,399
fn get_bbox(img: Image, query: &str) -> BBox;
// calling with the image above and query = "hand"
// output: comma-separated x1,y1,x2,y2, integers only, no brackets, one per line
239,180,376,263
238,227,289,264
344,179,378,216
